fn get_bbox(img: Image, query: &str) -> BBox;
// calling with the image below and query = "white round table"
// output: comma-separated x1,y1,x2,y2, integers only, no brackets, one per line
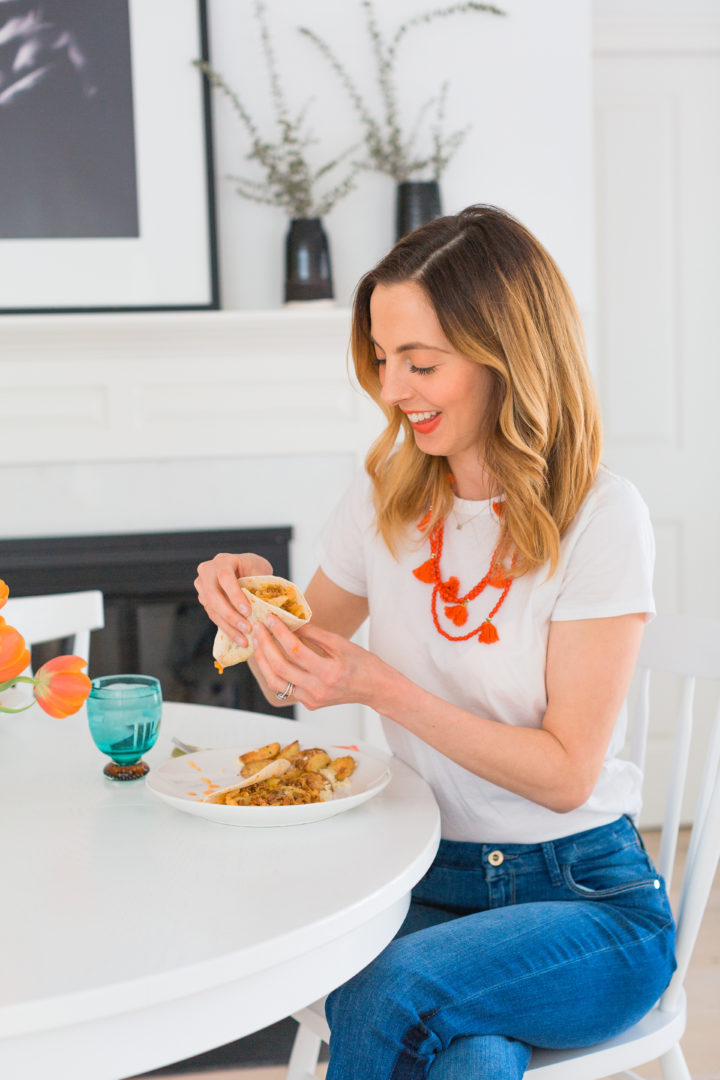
0,702,440,1080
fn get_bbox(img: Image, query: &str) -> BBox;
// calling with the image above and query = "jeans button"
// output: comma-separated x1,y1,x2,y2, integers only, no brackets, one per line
488,850,504,866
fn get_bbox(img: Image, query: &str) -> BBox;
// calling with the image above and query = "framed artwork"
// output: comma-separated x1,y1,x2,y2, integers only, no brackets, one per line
0,0,219,313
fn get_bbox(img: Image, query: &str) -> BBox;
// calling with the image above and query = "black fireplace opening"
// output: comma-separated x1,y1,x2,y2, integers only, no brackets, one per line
0,525,295,719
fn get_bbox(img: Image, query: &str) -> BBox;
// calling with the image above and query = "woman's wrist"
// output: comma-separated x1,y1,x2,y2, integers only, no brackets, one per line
361,653,414,717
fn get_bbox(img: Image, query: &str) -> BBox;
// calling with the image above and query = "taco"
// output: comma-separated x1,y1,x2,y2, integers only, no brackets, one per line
212,575,311,670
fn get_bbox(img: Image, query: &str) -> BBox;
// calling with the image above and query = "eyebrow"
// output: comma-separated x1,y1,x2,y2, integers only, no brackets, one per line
370,338,451,354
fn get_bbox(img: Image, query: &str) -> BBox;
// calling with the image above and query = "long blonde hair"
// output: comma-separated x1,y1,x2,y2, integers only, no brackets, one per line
352,205,602,577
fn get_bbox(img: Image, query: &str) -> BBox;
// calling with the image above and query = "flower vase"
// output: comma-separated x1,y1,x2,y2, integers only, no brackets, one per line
395,180,443,241
284,217,334,303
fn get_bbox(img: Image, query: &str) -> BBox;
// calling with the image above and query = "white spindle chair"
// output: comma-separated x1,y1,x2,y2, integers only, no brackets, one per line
2,590,105,665
286,613,720,1080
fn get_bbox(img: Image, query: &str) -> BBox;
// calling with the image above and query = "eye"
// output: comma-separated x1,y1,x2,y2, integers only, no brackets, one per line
372,355,386,367
409,364,437,376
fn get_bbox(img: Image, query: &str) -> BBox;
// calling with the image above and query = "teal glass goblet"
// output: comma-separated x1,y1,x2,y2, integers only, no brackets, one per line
87,675,162,780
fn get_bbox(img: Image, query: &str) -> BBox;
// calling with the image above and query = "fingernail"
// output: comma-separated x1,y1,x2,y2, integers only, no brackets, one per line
266,614,277,628
234,635,246,646
237,618,250,633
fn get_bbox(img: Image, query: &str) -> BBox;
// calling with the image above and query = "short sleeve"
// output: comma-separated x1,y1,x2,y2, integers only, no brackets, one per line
315,471,372,598
552,472,656,622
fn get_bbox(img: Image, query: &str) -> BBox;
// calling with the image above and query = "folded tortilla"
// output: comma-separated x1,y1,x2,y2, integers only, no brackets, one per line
212,575,312,670
202,757,291,802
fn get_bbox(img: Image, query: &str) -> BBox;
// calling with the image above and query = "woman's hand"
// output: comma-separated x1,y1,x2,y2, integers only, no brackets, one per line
250,613,385,711
194,552,273,647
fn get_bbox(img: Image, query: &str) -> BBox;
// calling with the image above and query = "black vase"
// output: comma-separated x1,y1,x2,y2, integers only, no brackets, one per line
284,217,334,302
395,180,443,241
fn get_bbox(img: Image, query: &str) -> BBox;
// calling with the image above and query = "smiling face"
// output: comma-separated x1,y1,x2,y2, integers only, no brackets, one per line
369,281,497,497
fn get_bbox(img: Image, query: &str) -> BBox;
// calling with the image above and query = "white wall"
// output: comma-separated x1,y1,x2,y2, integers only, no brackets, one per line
205,0,594,315
592,0,720,823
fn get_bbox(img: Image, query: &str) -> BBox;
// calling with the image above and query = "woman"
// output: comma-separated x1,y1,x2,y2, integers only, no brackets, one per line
195,205,675,1080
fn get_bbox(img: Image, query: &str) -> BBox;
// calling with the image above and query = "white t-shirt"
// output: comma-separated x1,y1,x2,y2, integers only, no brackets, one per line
317,465,655,843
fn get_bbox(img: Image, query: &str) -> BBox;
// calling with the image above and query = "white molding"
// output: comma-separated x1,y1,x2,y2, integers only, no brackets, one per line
0,308,352,362
593,17,720,54
0,309,382,466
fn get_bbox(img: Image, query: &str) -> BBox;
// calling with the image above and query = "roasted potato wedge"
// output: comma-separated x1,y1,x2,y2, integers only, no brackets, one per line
296,749,331,773
330,756,356,781
241,757,290,780
277,740,300,761
239,741,281,764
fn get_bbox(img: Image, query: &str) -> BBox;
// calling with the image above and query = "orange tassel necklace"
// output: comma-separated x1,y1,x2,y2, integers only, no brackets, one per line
412,503,515,644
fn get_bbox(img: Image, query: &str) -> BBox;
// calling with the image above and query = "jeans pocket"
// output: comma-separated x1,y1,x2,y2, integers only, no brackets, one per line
561,847,660,900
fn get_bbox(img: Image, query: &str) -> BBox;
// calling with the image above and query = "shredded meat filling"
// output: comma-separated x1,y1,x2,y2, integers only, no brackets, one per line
248,583,306,620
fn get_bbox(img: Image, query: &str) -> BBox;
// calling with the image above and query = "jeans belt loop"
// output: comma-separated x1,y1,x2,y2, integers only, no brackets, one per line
541,840,563,886
624,812,647,851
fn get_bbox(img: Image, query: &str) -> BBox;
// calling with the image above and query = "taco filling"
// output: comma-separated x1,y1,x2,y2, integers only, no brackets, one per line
246,582,306,619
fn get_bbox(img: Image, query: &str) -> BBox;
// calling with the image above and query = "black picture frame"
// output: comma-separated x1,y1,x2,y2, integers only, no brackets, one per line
0,0,219,314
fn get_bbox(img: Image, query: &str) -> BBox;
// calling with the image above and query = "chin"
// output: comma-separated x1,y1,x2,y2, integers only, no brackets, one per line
414,439,446,457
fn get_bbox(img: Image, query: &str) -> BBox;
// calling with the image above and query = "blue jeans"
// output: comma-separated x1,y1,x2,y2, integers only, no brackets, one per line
325,816,676,1080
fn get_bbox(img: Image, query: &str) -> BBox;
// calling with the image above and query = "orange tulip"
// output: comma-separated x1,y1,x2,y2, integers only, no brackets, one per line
33,655,91,718
0,621,31,684
0,579,8,610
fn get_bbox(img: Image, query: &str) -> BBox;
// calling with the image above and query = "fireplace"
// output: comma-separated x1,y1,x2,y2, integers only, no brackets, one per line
0,526,295,717
0,306,382,745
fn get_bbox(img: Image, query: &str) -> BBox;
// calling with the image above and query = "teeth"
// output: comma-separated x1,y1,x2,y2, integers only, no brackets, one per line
407,411,439,423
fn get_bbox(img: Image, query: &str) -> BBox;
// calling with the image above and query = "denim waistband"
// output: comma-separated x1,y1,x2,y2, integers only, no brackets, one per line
434,816,643,876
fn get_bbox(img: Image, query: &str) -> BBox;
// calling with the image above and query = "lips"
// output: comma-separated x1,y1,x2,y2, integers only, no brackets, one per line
404,410,442,434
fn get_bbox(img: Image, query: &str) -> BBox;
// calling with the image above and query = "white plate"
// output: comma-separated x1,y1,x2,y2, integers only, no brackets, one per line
146,739,392,827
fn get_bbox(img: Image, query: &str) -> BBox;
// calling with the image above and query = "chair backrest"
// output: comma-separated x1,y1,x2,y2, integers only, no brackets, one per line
2,590,105,666
630,613,720,1014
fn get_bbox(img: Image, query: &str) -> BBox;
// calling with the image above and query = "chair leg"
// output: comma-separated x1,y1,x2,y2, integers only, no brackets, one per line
659,1043,692,1080
286,1020,323,1080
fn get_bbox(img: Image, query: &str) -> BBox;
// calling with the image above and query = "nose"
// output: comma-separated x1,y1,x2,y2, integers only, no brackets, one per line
379,360,411,407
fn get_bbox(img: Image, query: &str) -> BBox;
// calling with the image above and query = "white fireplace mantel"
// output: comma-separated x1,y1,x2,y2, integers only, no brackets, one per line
0,308,382,467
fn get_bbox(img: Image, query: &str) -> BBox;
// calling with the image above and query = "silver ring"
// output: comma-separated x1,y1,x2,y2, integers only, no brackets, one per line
275,681,294,701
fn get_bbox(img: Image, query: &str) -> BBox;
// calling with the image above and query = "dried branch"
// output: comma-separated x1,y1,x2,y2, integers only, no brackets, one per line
193,1,359,218
299,1,506,182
